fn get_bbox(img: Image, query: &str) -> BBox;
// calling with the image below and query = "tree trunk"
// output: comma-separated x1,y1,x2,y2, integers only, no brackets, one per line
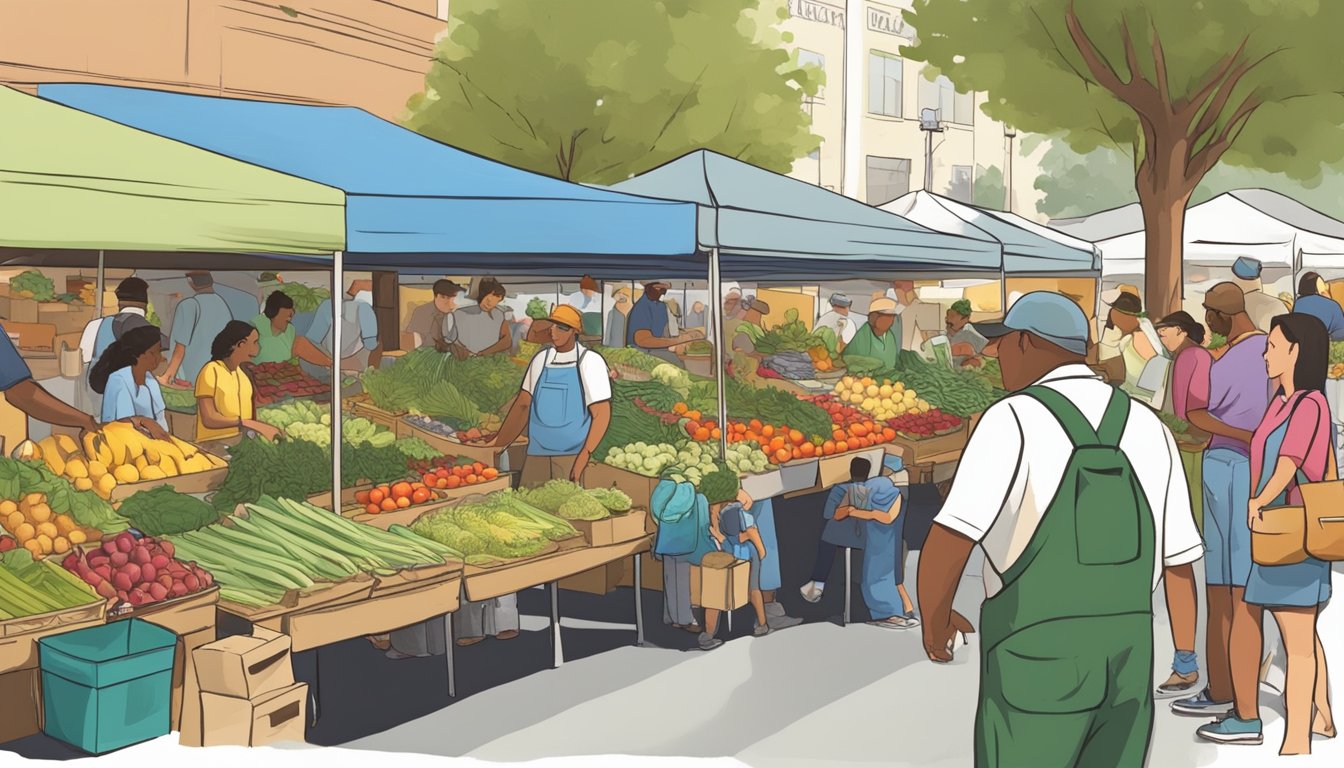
1135,140,1195,318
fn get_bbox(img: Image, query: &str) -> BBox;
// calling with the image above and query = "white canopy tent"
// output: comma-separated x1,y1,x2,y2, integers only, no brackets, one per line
1050,189,1344,279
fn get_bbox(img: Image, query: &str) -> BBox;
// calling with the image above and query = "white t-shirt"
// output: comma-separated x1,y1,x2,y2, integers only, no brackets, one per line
935,364,1203,598
816,309,858,344
521,344,612,408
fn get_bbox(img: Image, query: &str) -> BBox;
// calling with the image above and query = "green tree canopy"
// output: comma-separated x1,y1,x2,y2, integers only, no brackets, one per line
903,0,1344,313
405,0,822,184
972,164,1005,210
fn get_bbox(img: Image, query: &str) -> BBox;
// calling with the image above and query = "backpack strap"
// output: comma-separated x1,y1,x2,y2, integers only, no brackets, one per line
1019,385,1099,447
1095,388,1132,447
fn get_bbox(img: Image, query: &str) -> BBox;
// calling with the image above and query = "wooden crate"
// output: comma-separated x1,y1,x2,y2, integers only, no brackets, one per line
350,399,404,432
335,475,513,529
583,462,661,511
569,509,649,547
0,601,107,675
108,447,229,502
885,423,969,466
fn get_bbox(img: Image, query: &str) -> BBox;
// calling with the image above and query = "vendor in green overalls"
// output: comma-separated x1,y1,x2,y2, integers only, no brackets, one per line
916,292,1204,768
842,297,901,369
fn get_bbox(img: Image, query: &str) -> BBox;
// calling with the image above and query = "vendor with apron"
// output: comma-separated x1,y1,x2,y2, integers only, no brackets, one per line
627,280,703,364
917,292,1203,768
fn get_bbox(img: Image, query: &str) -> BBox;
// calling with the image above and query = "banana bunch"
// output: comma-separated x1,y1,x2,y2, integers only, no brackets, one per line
38,424,226,500
78,283,96,306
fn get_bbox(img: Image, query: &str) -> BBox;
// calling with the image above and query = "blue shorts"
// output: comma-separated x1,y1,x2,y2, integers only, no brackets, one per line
1246,558,1333,608
1202,448,1252,588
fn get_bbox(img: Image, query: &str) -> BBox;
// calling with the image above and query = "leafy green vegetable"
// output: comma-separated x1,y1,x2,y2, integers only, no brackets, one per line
117,486,221,535
699,464,741,505
587,486,632,512
592,344,668,373
0,549,99,619
1330,341,1344,366
10,270,55,302
526,297,550,320
0,458,128,532
394,437,439,460
753,308,831,356
362,349,523,426
273,282,330,314
412,490,578,561
210,438,331,513
557,492,609,521
1157,411,1191,435
724,378,832,440
161,385,197,413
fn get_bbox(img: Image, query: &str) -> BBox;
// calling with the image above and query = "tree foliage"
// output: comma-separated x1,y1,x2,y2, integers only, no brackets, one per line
405,0,822,184
972,164,1005,210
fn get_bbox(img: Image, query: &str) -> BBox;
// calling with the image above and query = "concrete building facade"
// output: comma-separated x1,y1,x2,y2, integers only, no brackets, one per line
781,0,1042,217
0,0,447,119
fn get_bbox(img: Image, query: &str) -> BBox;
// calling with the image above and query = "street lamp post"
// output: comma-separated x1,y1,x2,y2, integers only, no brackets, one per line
1003,125,1017,212
919,108,944,191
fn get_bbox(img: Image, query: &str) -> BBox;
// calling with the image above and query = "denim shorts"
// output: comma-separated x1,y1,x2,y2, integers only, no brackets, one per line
1246,558,1333,608
1202,448,1252,588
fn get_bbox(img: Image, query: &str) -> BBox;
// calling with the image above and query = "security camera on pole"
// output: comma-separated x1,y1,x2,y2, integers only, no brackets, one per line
919,108,944,191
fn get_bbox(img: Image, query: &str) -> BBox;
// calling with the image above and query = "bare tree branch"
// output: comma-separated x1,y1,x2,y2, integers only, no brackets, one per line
1149,18,1171,106
1190,46,1285,144
1174,37,1249,116
1188,92,1262,181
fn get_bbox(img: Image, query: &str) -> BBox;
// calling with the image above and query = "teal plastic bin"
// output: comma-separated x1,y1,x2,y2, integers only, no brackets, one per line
38,619,178,754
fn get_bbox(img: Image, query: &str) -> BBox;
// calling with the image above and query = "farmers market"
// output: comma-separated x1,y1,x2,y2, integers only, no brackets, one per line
3,57,1344,768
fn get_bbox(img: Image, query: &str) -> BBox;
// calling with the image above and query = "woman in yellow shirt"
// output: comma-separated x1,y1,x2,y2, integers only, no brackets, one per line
195,321,280,442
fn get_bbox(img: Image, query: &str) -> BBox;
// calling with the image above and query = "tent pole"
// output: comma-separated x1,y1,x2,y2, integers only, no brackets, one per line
998,254,1007,316
96,250,106,319
710,248,727,459
331,251,343,513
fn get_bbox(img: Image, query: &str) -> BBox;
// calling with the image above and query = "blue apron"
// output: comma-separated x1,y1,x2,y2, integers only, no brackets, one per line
752,498,781,591
1246,396,1334,608
527,347,591,456
92,316,117,360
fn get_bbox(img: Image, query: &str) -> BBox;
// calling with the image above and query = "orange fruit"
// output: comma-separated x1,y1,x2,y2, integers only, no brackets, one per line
482,467,499,480
436,467,450,479
466,474,479,484
396,496,412,509
391,481,413,499
473,462,487,475
788,429,805,445
749,419,763,433
823,440,836,455
761,424,775,438
800,442,816,457
369,488,386,505
673,402,688,415
412,488,431,504
774,447,792,464
711,427,722,439
686,410,701,422
446,476,462,489
436,477,449,489
423,473,437,486
355,490,371,505
694,427,711,441
882,427,896,441
791,447,803,460
769,436,786,453
836,440,849,453
380,498,398,512
366,503,381,515
832,430,846,442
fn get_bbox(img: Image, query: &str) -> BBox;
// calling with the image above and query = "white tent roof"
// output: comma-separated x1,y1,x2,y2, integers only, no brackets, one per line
1049,189,1344,276
884,190,1099,275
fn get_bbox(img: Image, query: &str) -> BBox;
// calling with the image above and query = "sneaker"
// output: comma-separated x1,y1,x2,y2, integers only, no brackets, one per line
764,601,803,630
799,583,824,604
869,616,918,630
1171,688,1234,716
1157,670,1201,698
753,623,772,637
697,632,723,651
901,612,921,628
1196,716,1264,745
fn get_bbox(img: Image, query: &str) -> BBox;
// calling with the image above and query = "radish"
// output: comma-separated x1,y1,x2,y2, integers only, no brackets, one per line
127,589,147,606
110,551,129,568
121,563,142,584
115,533,135,553
150,554,170,570
159,541,175,558
184,573,200,591
140,563,157,584
96,581,117,599
169,582,188,598
148,583,169,601
102,540,119,556
131,547,151,565
112,573,133,592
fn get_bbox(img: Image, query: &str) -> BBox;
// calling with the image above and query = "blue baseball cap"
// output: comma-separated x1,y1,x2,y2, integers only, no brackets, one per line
1232,256,1262,280
975,292,1090,356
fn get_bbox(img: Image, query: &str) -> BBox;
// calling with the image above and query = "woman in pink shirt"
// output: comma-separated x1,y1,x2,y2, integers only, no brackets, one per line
1214,313,1336,753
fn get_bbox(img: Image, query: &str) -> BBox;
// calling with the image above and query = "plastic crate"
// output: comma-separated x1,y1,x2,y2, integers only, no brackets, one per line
38,619,177,754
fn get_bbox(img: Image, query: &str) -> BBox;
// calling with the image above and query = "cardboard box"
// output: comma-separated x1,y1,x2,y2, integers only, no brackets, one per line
0,602,107,674
0,668,42,743
194,628,294,700
0,287,39,323
692,559,750,611
584,462,661,511
174,627,214,746
165,408,198,442
570,508,649,546
278,576,460,653
38,303,96,335
108,448,229,502
200,682,308,747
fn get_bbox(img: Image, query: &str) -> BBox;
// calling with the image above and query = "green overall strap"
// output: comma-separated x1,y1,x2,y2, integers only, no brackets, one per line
1096,388,1132,446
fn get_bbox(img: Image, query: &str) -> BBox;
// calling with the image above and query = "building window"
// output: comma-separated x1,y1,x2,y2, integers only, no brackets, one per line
918,74,973,125
798,49,826,100
948,165,973,203
867,156,911,205
867,51,902,118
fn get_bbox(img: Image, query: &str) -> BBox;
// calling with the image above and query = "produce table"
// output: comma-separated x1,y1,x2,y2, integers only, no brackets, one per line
465,535,653,669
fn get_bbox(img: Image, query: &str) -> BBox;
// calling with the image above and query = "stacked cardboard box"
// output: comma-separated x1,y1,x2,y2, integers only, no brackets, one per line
193,628,307,747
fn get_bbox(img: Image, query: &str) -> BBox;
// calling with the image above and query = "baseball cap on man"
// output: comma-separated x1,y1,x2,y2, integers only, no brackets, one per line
1101,288,1143,316
1232,256,1262,281
547,305,583,331
868,298,899,315
1203,282,1246,315
975,291,1090,356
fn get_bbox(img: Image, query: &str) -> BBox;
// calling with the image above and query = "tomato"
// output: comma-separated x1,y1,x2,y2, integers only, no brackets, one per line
473,462,486,475
482,467,499,480
355,490,371,505
379,498,398,512
446,475,462,489
391,482,413,499
466,474,479,484
436,477,448,489
366,503,381,515
396,496,411,509
436,467,450,479
453,465,469,478
412,488,431,504
422,473,437,486
369,488,386,505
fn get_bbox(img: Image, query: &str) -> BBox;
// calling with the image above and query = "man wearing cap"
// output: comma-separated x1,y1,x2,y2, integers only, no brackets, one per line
159,271,231,387
627,280,703,363
1231,256,1288,332
817,293,858,346
843,298,902,369
918,291,1202,768
1170,282,1272,722
945,299,987,367
404,279,463,351
78,277,156,366
1101,289,1164,403
730,298,771,354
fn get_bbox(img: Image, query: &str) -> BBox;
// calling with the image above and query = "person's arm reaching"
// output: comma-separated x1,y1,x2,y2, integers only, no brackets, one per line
5,380,98,433
292,335,331,367
1133,328,1158,361
571,401,610,482
633,328,703,349
158,343,186,386
494,390,531,449
919,525,977,662
743,527,767,561
196,397,278,441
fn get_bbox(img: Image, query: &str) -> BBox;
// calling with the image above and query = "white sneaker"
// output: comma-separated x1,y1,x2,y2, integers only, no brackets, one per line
869,617,917,631
799,583,824,603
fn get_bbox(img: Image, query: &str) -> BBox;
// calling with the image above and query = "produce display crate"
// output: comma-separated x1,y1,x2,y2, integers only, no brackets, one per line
164,408,197,442
675,353,712,377
0,601,107,675
464,536,652,602
350,400,405,432
335,475,513,529
612,363,652,382
885,422,969,466
369,561,463,599
107,585,219,635
394,417,528,469
106,447,229,502
584,462,661,511
256,574,463,654
37,303,97,336
569,508,649,547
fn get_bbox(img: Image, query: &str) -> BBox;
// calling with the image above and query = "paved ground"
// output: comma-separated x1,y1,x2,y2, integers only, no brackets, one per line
4,488,1340,766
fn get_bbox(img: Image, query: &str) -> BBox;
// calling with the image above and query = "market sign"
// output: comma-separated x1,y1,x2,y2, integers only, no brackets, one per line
789,0,845,29
867,4,913,39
